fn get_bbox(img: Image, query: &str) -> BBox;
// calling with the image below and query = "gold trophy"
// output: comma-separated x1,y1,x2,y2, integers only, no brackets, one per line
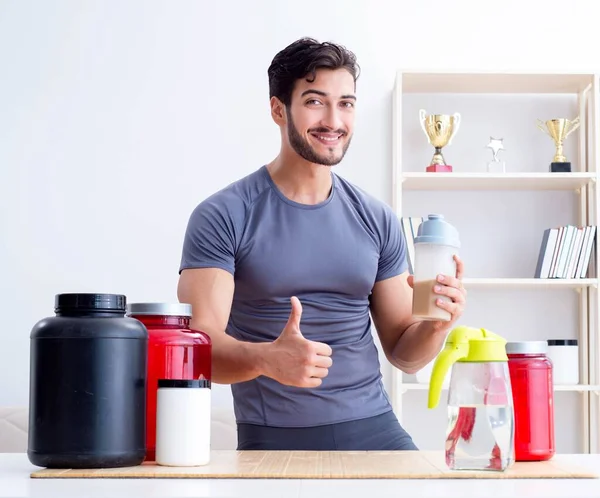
419,109,461,172
536,117,580,172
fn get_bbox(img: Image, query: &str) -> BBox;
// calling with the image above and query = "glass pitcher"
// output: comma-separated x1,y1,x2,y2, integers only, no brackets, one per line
428,326,515,472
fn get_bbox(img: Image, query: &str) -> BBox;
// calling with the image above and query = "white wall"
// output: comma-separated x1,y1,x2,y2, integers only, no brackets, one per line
1,0,599,451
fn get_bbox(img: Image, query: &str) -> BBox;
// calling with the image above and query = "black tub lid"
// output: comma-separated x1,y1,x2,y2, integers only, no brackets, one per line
158,379,211,389
55,293,126,312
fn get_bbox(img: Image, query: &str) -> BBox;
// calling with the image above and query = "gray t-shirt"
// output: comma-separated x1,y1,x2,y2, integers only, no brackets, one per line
179,165,408,427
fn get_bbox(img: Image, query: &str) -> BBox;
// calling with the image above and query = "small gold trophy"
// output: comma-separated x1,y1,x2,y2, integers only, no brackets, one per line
536,117,580,172
419,109,461,172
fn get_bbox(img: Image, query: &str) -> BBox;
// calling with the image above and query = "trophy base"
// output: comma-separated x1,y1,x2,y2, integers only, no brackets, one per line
550,162,571,173
426,164,453,173
487,161,506,173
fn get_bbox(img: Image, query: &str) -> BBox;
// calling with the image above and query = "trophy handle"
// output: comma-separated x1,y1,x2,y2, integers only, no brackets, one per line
565,116,581,137
419,109,430,142
536,119,550,136
447,112,461,145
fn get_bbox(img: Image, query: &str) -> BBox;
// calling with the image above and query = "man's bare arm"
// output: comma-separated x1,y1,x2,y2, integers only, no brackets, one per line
177,267,270,384
177,268,333,387
369,272,447,374
370,257,467,374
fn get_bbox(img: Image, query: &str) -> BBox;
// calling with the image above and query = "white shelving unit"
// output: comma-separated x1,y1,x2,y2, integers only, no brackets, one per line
398,383,600,393
390,69,600,453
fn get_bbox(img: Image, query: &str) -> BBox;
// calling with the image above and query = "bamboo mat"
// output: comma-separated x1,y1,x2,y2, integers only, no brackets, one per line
30,450,598,479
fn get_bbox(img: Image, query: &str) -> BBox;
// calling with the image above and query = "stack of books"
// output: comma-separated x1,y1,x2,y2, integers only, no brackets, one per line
534,225,597,279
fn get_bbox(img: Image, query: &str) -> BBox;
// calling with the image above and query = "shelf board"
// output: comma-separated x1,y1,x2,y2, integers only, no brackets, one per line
462,278,598,289
554,385,600,392
401,172,596,191
401,383,600,392
399,71,594,94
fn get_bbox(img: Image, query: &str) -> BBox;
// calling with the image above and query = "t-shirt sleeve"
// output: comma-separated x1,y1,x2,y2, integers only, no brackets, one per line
375,206,408,281
178,194,242,276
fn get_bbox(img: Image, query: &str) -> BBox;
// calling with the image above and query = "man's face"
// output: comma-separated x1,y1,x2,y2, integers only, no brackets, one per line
284,68,356,166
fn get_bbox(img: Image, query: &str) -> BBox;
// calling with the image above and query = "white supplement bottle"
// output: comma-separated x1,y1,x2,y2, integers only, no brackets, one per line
547,339,579,385
155,379,211,466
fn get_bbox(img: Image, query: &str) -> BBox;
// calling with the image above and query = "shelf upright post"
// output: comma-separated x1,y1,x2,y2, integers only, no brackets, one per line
391,70,404,422
590,74,600,454
578,83,591,453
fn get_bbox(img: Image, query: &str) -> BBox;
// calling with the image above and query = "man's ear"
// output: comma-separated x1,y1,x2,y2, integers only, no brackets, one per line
270,96,286,125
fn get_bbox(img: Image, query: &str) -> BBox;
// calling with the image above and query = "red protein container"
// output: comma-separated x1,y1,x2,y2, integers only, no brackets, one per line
127,303,211,462
506,341,555,461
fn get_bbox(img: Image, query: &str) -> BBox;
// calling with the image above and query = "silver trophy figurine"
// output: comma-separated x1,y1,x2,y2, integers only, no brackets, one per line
486,137,506,173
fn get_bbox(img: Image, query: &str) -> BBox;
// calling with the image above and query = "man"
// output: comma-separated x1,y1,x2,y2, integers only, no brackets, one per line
177,38,466,451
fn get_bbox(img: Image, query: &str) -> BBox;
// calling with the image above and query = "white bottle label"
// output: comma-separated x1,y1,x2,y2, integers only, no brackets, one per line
156,387,211,466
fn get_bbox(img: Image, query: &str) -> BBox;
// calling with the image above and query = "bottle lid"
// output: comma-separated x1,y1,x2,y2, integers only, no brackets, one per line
55,293,126,313
548,339,578,346
127,303,192,317
427,326,507,410
158,379,211,389
414,214,460,247
506,341,548,355
454,326,508,362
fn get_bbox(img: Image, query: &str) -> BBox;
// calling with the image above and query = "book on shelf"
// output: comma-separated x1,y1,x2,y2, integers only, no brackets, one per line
534,225,597,279
400,216,424,274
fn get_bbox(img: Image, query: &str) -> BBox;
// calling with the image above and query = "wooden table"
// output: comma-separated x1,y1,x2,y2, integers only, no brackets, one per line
3,452,600,498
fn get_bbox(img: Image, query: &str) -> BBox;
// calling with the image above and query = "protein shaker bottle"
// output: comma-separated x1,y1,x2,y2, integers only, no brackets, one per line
412,214,460,321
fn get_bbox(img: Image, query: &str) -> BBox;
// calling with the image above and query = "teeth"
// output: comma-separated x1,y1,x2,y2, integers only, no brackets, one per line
317,135,340,141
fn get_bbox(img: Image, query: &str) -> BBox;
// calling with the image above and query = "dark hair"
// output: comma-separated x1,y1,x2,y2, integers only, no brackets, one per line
267,37,360,106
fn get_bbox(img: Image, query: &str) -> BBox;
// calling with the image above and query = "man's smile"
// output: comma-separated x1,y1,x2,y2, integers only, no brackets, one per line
310,132,344,145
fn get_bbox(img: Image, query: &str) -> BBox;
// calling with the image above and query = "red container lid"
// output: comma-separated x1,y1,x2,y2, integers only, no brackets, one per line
127,303,192,317
505,341,548,355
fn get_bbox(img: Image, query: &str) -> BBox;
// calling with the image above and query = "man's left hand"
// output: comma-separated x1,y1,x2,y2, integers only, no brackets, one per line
407,255,467,333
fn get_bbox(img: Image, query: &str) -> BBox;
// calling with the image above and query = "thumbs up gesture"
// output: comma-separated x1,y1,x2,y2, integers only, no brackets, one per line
265,296,333,388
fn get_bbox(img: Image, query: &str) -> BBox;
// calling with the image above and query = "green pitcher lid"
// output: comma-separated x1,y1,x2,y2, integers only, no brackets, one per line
427,326,508,409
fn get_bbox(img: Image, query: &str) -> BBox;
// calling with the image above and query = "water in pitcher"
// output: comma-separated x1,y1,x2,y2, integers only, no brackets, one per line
445,404,514,471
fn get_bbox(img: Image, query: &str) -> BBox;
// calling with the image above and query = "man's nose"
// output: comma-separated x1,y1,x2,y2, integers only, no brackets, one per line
321,106,344,131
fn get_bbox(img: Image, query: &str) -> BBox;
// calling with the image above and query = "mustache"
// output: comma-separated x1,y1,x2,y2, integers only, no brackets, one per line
308,128,347,135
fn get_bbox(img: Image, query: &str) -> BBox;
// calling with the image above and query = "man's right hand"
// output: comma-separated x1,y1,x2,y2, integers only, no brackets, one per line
264,296,333,388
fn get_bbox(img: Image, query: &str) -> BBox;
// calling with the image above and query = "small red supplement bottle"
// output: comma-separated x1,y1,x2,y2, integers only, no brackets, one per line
506,341,555,461
127,303,211,462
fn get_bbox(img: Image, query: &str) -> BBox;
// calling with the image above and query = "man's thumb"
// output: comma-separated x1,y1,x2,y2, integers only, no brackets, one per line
284,296,303,333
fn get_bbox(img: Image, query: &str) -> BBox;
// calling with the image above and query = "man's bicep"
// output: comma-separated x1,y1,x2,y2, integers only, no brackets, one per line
369,271,415,358
177,267,235,334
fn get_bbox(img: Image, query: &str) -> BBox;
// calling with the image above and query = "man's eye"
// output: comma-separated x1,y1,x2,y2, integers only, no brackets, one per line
341,101,354,108
306,99,322,105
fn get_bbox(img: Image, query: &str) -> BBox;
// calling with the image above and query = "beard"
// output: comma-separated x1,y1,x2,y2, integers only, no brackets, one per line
286,109,352,166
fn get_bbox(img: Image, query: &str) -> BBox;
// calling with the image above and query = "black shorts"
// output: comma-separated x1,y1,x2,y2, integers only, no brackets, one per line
236,410,419,451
